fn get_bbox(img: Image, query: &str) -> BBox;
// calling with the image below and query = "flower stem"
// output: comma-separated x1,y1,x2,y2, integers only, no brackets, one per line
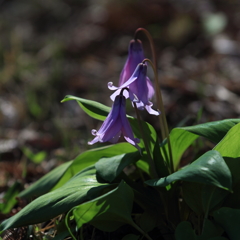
135,28,174,173
142,58,174,173
202,186,216,235
132,223,153,240
135,29,166,140
133,103,158,178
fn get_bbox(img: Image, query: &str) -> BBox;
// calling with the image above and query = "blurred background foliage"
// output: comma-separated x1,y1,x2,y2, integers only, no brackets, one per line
0,0,240,218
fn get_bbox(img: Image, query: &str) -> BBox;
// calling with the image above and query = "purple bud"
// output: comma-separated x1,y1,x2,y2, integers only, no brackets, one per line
119,39,145,86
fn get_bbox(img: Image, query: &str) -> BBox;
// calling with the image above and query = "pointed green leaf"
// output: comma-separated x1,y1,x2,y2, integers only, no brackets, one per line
166,128,199,170
129,118,169,177
0,166,113,232
19,161,73,199
180,119,240,143
95,151,141,183
200,219,224,240
213,207,240,240
164,119,240,170
175,220,226,240
21,144,124,199
135,159,150,175
61,95,110,121
137,209,158,233
182,182,229,216
145,150,232,191
0,181,22,214
52,143,136,190
182,182,204,215
22,147,47,164
175,221,196,240
73,181,134,232
214,123,240,158
221,157,240,209
224,157,240,185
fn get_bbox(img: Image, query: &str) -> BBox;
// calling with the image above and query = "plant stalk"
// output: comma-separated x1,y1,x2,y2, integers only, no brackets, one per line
135,28,174,173
133,103,158,178
202,187,216,235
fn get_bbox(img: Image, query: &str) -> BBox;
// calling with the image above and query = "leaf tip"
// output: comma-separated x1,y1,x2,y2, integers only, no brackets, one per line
61,95,71,103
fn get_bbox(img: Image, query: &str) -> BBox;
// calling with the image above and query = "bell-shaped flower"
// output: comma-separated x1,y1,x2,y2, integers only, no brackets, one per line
108,63,159,116
119,39,145,86
88,95,140,150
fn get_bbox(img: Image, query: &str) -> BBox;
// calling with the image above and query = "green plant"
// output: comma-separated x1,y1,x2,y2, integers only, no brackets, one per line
0,28,239,240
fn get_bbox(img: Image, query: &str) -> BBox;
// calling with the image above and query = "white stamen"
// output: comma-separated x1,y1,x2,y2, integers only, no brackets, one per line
91,129,97,136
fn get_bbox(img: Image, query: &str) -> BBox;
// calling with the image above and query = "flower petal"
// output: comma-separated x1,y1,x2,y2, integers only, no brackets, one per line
108,82,118,91
100,118,122,142
119,39,145,86
96,96,121,135
88,136,100,145
145,104,160,116
109,130,121,143
109,75,138,91
134,101,145,110
132,64,149,105
88,96,122,144
119,98,140,150
146,77,155,99
110,88,129,101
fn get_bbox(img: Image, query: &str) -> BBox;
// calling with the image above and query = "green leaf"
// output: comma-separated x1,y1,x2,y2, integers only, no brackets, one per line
213,207,240,240
212,124,240,208
19,161,73,199
180,119,240,144
61,95,110,121
175,220,225,240
129,119,155,150
122,234,140,240
182,182,204,215
221,157,240,208
95,151,141,183
0,166,112,232
22,147,47,164
0,181,22,214
175,221,196,240
135,159,149,175
73,181,134,232
200,219,224,240
166,128,199,170
52,143,136,190
182,182,229,216
162,119,240,171
153,137,169,177
137,209,158,233
145,150,232,191
52,220,74,240
214,123,240,158
129,119,169,177
224,158,240,185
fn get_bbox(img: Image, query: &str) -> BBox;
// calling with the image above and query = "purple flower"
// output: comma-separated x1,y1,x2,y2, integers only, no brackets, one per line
88,95,140,150
119,39,145,86
108,63,159,116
